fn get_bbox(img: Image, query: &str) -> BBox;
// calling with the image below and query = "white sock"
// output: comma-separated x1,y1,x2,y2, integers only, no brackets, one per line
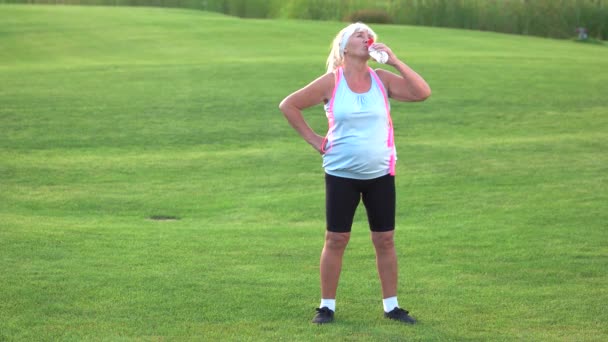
320,298,336,312
383,296,399,313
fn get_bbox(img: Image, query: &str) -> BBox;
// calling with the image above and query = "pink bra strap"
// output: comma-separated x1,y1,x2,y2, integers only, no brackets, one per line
369,67,396,175
322,67,342,154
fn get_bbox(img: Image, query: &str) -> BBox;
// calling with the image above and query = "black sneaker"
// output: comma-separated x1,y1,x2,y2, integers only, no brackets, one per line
312,307,334,324
384,307,417,324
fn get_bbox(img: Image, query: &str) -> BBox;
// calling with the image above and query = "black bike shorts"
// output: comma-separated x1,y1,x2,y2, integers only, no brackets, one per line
325,173,395,233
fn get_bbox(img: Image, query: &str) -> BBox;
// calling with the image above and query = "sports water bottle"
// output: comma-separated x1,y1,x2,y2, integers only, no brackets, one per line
367,38,388,64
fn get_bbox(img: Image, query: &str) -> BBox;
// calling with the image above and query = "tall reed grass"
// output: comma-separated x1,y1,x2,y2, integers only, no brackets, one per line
1,0,606,40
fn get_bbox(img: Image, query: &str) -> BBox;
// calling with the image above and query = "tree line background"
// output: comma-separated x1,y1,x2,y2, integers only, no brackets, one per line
2,0,606,40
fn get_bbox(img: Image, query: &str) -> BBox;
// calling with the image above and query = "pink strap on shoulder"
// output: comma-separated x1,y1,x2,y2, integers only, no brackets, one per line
369,67,396,175
321,68,342,154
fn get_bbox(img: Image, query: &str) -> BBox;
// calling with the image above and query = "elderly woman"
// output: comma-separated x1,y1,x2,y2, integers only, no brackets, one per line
279,22,431,324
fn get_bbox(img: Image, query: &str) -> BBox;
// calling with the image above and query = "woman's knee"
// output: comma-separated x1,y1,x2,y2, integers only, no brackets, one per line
371,231,395,250
324,231,350,250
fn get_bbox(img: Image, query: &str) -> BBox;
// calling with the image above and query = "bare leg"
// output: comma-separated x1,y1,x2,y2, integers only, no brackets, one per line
320,231,350,299
371,230,398,298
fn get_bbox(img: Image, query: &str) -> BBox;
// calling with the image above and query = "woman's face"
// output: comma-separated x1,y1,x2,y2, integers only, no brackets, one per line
345,30,373,58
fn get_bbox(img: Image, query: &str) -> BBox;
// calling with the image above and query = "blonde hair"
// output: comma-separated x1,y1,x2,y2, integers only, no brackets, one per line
326,22,377,74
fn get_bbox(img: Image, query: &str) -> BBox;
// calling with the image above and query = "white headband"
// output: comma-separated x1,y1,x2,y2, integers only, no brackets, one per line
339,23,376,57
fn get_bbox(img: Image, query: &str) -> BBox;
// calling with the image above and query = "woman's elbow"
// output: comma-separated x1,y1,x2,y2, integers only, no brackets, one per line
421,88,432,101
278,98,289,114
416,86,431,102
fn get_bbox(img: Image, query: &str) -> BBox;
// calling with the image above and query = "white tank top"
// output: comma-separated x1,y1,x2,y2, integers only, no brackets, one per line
322,67,396,179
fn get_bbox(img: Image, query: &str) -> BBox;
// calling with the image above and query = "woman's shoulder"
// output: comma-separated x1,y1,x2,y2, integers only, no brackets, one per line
370,68,390,90
316,72,339,95
371,67,387,77
310,71,337,85
299,72,338,104
324,70,342,83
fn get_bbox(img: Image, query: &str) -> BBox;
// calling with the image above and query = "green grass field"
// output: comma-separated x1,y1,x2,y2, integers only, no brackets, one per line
1,4,607,341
